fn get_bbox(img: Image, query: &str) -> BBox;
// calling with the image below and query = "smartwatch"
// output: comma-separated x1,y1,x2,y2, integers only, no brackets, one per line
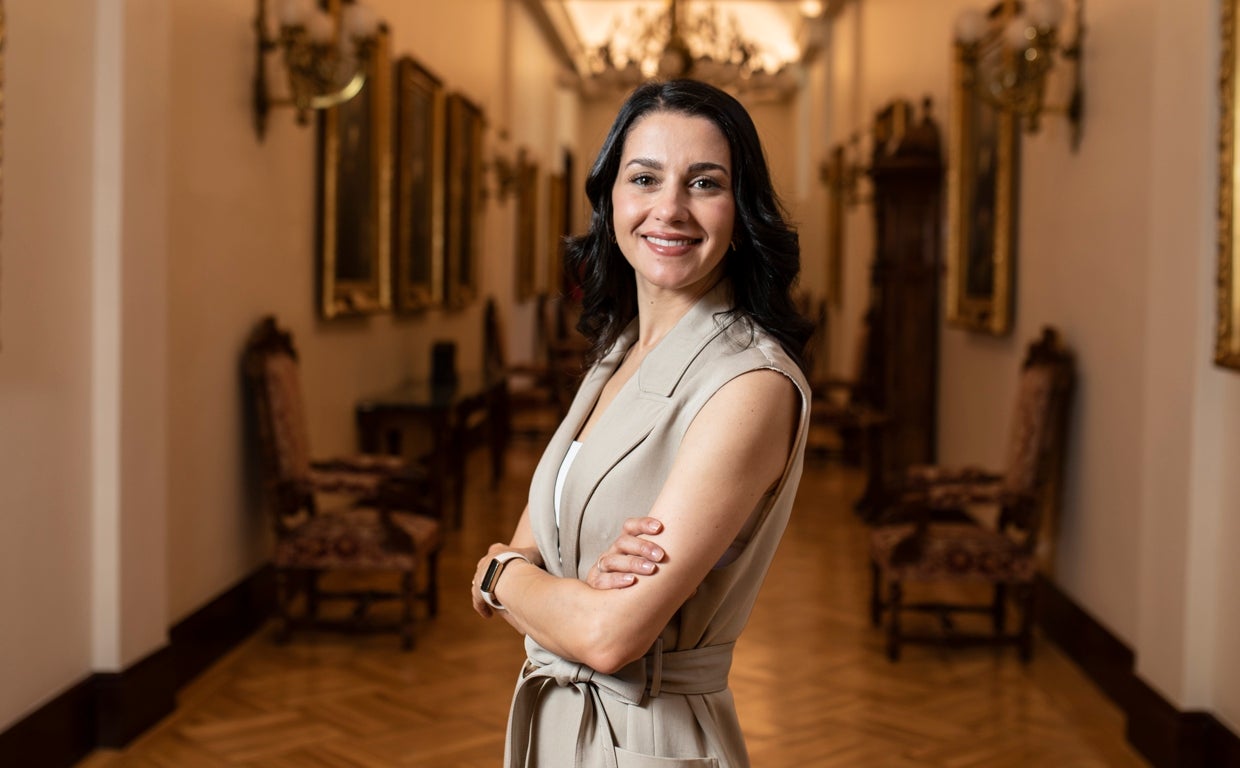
480,551,529,610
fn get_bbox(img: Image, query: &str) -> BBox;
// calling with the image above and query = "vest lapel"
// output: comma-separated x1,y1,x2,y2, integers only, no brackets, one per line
558,282,740,577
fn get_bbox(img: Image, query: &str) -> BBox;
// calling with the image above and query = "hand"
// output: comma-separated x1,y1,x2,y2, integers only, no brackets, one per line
586,517,665,590
471,542,540,619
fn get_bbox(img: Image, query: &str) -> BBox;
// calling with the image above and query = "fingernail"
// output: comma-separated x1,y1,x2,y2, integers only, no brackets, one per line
640,561,655,573
622,574,636,584
650,547,664,560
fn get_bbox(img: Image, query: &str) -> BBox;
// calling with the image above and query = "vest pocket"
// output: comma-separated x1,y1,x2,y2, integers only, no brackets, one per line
615,747,720,768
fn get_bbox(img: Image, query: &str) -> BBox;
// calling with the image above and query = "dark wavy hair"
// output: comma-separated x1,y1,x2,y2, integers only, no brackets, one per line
564,78,813,373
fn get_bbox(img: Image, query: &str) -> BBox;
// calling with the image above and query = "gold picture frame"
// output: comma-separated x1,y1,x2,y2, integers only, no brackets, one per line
443,93,484,310
823,143,846,307
546,171,566,295
946,4,1019,336
1217,0,1240,368
316,13,391,319
514,149,539,302
392,56,444,314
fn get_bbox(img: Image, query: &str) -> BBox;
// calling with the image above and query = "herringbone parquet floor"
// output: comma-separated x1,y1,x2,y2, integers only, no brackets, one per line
79,427,1149,767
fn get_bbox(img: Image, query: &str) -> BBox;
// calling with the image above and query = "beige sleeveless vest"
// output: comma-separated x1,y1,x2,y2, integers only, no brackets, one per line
505,282,811,768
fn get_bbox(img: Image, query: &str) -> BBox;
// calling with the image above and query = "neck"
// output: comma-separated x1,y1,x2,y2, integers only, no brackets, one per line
632,276,723,353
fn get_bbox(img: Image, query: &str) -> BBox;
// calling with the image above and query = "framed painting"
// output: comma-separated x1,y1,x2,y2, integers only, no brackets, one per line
822,142,846,307
514,149,539,302
443,93,484,310
392,56,444,314
946,2,1018,336
316,11,392,318
546,172,566,296
1218,0,1240,368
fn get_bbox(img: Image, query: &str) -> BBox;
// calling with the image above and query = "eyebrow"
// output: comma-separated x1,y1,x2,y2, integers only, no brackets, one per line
623,158,731,176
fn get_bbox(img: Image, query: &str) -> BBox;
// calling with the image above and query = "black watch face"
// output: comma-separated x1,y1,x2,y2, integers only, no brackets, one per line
481,558,504,592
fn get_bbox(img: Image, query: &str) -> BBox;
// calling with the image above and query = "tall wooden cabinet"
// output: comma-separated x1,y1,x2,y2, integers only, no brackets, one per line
859,99,944,514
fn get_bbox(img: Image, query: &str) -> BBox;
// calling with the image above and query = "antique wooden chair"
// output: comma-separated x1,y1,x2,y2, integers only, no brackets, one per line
243,316,442,649
807,305,881,465
484,295,559,441
484,294,585,437
869,326,1075,662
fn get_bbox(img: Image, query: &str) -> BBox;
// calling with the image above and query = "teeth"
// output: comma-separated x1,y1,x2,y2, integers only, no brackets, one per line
646,236,697,247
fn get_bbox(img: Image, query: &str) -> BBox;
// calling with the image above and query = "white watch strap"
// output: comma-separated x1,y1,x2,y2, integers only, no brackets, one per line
481,551,529,610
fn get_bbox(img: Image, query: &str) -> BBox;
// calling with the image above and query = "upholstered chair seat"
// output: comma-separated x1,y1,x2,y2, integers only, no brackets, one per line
244,316,442,650
869,327,1074,662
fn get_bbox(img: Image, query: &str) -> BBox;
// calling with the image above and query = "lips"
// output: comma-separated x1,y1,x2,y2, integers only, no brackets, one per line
643,234,702,247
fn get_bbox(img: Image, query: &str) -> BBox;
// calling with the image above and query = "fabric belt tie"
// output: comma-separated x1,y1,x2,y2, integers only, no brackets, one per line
506,636,735,768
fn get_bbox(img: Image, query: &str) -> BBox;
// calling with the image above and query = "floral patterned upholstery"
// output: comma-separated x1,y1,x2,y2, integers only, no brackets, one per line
243,316,442,650
274,508,442,571
870,523,1037,583
869,327,1074,662
262,352,415,496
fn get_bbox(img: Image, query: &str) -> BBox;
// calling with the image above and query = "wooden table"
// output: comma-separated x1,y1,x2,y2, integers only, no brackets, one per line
355,373,506,528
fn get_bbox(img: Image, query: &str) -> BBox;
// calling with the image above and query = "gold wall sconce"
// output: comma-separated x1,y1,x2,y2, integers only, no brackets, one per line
953,0,1085,150
252,0,382,141
820,132,870,208
486,152,519,202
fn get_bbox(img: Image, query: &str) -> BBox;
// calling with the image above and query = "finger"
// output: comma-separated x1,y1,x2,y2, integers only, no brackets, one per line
597,553,659,576
586,571,638,590
608,535,665,563
622,516,663,536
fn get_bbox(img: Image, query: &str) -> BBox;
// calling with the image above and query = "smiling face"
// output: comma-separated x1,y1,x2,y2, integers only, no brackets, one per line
611,110,736,303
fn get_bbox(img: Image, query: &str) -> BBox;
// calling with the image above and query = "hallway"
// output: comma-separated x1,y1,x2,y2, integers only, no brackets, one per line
79,438,1148,767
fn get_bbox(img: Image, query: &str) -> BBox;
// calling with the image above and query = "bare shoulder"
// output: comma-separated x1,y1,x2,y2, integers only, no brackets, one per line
687,367,800,459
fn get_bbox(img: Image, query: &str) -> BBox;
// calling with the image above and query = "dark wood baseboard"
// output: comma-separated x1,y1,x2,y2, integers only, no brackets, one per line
1036,575,1240,768
0,565,273,768
0,675,96,768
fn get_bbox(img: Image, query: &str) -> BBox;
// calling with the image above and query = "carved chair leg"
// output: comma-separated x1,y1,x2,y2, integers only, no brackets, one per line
306,570,321,621
869,561,883,627
425,551,440,617
886,580,903,662
275,568,294,645
1017,582,1035,663
992,583,1008,635
400,571,416,651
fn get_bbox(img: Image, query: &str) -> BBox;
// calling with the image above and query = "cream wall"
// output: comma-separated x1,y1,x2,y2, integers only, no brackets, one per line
0,0,99,731
821,0,1239,731
1,0,576,734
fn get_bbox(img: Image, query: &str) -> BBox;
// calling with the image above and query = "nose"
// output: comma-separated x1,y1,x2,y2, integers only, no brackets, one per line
652,185,689,223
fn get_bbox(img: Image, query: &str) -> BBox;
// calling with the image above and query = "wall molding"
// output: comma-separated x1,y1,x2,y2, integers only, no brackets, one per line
0,565,273,768
1036,576,1240,768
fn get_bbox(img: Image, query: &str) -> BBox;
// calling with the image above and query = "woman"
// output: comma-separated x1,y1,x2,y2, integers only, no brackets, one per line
471,78,813,767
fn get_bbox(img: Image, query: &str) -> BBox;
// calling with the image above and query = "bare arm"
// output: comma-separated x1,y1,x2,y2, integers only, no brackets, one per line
473,368,798,674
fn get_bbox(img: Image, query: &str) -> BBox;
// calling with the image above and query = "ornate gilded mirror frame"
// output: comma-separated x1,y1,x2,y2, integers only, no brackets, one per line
1217,0,1240,368
946,1,1019,336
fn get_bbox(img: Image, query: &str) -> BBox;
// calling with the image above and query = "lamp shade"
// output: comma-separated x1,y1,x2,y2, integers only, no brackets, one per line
1028,0,1066,30
953,8,987,45
304,9,335,44
342,2,379,40
277,0,313,27
1003,16,1033,50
